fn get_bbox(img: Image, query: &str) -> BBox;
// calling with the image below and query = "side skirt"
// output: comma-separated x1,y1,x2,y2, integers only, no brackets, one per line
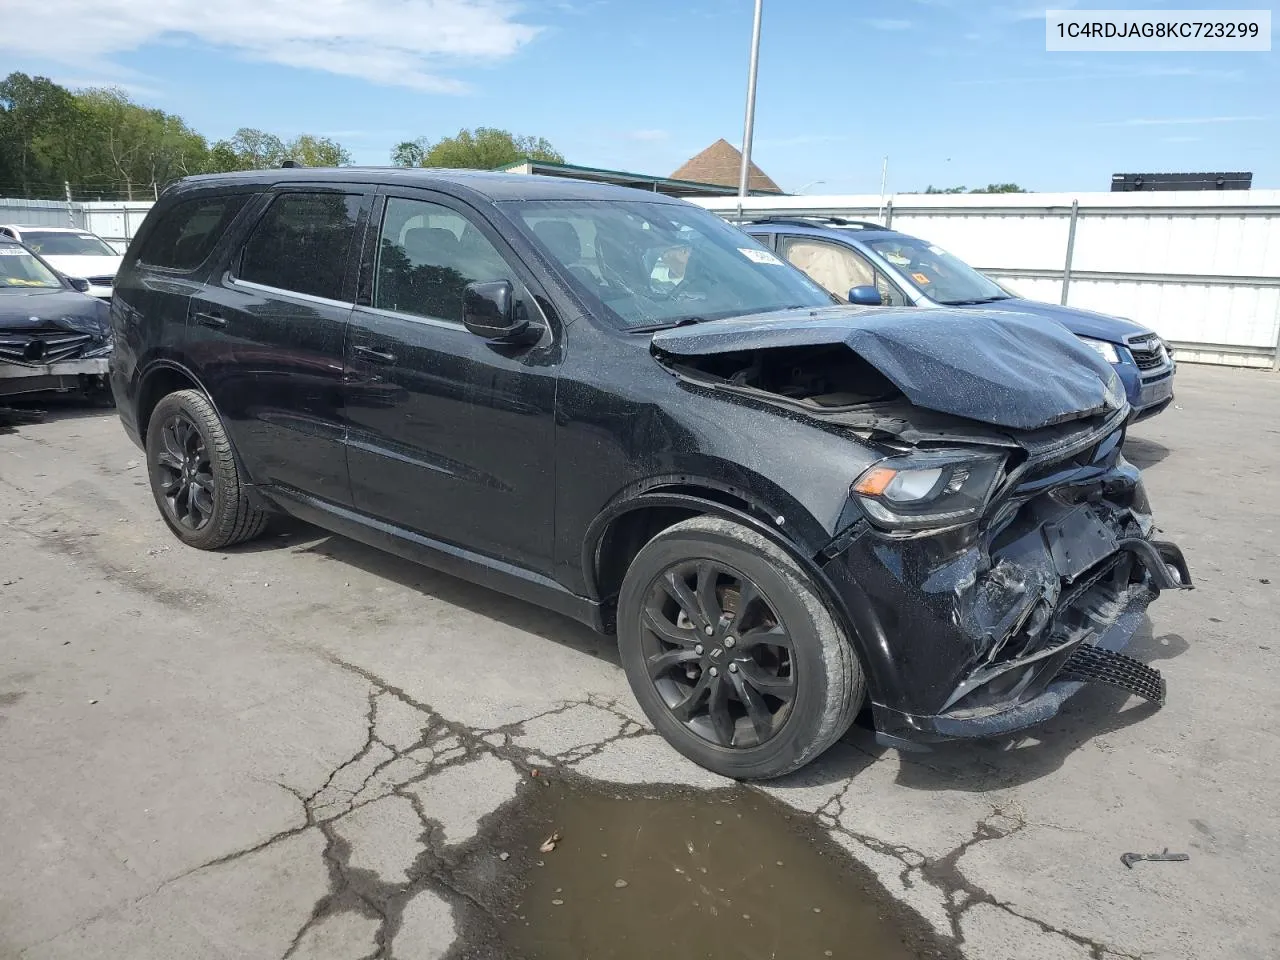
263,484,607,634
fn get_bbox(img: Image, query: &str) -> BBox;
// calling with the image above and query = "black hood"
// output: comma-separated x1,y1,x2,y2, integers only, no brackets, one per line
651,305,1126,431
0,287,110,337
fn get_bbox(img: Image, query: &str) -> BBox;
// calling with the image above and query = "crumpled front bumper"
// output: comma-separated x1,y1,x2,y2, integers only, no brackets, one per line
0,357,110,398
820,457,1192,749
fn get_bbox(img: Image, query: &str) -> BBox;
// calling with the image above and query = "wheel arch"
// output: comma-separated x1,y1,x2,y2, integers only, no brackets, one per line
583,480,872,691
135,360,215,445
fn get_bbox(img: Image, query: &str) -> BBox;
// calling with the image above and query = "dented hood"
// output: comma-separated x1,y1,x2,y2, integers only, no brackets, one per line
651,305,1125,430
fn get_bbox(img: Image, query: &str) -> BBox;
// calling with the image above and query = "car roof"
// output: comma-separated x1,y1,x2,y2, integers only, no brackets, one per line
170,167,690,205
0,225,92,233
743,218,907,241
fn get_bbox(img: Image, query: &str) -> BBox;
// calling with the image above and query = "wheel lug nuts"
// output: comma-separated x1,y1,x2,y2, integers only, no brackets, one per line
724,637,736,649
728,663,738,673
695,645,704,655
709,667,719,677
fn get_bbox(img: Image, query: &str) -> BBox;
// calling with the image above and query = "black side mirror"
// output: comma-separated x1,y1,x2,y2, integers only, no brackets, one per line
67,276,91,294
848,285,883,306
463,280,540,344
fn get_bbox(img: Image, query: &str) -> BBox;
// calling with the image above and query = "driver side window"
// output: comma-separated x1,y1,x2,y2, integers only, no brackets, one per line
778,237,874,297
374,197,512,324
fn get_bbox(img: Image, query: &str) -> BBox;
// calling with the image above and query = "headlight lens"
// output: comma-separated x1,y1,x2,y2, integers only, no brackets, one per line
852,452,1005,530
1078,336,1120,364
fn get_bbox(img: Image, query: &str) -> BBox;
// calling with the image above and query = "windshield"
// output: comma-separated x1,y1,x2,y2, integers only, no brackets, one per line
0,246,62,289
864,235,1010,305
508,200,835,329
21,231,117,257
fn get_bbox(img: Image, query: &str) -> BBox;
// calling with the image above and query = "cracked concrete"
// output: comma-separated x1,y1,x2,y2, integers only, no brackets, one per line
3,365,1279,960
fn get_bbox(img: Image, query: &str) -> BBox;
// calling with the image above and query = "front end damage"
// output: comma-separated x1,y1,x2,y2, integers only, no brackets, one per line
651,306,1193,748
820,417,1191,747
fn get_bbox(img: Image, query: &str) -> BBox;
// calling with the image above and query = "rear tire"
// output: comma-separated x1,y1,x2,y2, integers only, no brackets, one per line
145,389,268,550
617,516,864,780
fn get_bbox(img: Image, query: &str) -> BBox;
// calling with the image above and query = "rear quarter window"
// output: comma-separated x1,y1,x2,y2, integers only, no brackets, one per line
136,195,250,271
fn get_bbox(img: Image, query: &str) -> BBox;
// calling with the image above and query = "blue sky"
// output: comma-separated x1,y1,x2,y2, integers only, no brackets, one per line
2,0,1276,192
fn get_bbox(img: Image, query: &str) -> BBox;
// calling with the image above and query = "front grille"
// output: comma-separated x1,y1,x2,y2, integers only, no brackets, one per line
1127,335,1167,371
0,331,94,365
86,275,115,287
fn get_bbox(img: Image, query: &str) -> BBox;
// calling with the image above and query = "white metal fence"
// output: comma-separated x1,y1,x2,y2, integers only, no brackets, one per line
697,191,1280,370
0,198,154,252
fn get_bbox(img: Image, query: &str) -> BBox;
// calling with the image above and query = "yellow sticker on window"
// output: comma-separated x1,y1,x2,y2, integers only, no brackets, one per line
912,272,931,285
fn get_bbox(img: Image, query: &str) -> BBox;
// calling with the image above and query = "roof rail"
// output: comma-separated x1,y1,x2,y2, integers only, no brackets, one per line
745,216,889,230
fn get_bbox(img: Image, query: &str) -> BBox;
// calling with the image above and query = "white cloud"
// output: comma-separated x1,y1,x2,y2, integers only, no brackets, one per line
866,18,913,30
0,0,542,93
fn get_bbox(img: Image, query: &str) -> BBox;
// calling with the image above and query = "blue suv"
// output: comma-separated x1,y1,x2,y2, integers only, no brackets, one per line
744,217,1175,422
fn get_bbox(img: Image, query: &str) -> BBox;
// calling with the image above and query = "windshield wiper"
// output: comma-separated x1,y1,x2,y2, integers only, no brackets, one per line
937,295,1013,306
627,316,708,334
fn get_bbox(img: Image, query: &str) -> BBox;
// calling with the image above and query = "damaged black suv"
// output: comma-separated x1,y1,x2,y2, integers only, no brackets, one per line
110,169,1192,779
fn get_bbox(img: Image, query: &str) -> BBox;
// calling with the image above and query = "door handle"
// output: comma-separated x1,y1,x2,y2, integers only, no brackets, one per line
193,311,227,329
352,344,396,364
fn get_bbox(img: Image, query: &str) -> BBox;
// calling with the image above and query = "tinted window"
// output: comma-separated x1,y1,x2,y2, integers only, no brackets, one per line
137,195,249,270
374,197,511,323
239,192,362,301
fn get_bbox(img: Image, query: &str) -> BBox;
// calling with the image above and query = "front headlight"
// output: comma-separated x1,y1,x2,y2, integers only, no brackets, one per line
1078,336,1121,364
852,452,1005,530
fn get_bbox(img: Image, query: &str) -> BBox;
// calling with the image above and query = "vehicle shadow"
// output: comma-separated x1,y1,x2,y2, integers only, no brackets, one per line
1,395,115,430
793,620,1191,793
1123,435,1171,470
227,516,620,665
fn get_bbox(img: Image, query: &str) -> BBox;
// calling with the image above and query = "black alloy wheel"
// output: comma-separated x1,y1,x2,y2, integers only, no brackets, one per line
640,560,796,749
154,412,215,531
145,389,269,550
617,516,865,780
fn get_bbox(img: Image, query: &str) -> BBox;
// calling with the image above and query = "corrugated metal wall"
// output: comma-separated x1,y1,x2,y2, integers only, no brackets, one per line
0,198,154,252
697,191,1280,369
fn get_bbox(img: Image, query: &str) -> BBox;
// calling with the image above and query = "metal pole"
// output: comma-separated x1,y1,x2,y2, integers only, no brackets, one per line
64,181,74,226
737,0,764,218
1061,199,1079,305
885,198,894,230
877,156,888,223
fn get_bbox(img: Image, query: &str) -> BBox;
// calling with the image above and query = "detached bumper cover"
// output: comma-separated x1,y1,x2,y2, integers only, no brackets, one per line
820,457,1192,748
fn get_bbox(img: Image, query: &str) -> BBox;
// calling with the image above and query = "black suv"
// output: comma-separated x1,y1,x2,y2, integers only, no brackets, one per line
110,169,1191,779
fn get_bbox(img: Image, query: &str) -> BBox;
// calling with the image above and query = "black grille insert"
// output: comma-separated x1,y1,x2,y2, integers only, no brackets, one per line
0,332,94,365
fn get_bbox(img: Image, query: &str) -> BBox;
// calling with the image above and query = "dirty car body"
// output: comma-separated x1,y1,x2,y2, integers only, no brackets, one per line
0,238,113,400
110,169,1191,774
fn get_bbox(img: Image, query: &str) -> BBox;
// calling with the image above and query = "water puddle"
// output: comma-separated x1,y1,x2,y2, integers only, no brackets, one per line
498,782,955,960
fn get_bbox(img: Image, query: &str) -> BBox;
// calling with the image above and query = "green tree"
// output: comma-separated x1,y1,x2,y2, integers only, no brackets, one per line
970,183,1026,193
399,127,564,169
0,73,80,198
391,138,430,167
208,128,287,171
283,134,351,167
77,88,210,199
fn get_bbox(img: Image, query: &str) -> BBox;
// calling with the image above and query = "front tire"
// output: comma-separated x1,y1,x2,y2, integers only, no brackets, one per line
617,516,864,780
145,389,268,550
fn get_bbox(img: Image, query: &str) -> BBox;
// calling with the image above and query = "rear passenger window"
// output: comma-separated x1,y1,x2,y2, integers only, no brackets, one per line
373,197,511,323
238,192,362,301
137,195,249,270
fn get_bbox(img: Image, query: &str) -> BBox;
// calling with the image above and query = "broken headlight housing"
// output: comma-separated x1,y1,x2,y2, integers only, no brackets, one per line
852,452,1005,530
